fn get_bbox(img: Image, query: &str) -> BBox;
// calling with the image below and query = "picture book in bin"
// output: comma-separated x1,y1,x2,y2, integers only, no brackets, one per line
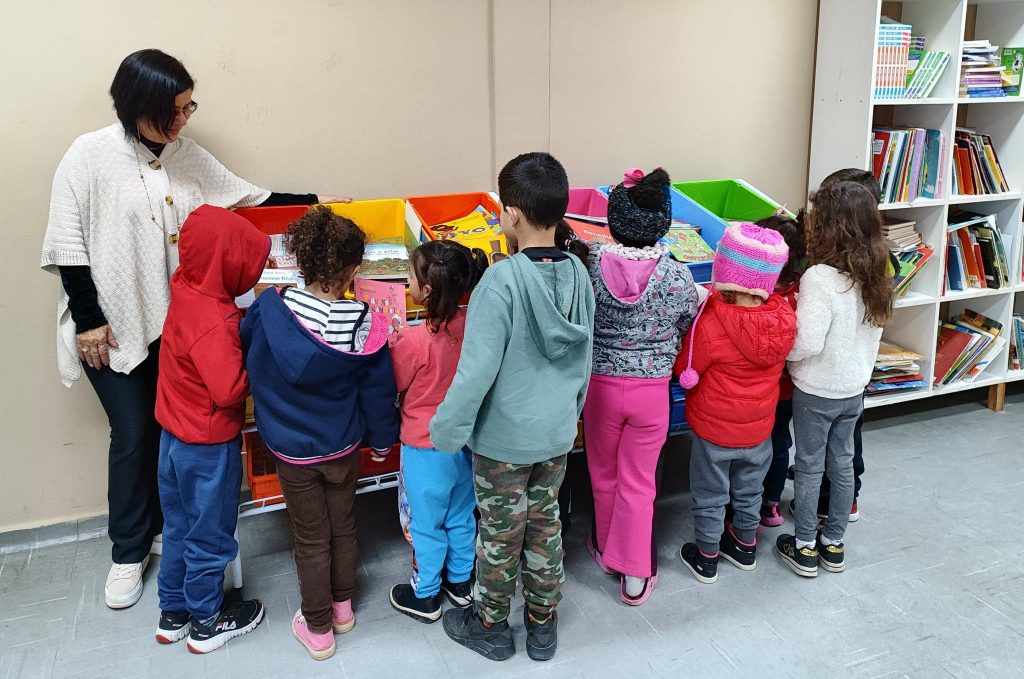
355,278,407,335
429,205,508,263
661,227,715,263
358,239,409,280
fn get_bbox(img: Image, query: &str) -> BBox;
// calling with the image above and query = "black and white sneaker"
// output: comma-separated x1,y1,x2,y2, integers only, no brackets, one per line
816,531,846,573
523,608,557,661
441,576,473,608
186,599,264,654
719,528,757,571
155,610,191,644
389,584,442,623
679,543,718,584
775,534,818,578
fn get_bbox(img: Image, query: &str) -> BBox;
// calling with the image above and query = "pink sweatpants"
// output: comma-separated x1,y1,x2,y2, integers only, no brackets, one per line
583,373,669,578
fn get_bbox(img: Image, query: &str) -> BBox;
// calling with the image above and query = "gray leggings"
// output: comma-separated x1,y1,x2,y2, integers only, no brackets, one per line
792,388,864,543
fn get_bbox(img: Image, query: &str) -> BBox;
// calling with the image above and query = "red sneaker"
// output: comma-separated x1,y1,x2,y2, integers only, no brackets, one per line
849,502,860,522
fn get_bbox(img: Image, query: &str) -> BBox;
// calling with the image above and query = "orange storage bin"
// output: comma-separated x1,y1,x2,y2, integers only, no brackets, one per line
244,431,400,504
406,192,507,263
235,205,309,235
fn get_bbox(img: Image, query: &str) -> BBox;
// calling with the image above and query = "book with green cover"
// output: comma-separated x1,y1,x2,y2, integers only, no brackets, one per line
660,228,715,263
1001,47,1024,95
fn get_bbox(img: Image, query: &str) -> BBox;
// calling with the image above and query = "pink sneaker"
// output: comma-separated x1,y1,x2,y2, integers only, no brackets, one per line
332,600,355,634
759,502,784,527
620,573,658,606
292,611,336,661
588,534,618,575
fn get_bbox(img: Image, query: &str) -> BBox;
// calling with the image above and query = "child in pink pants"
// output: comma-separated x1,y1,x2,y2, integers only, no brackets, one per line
582,168,699,605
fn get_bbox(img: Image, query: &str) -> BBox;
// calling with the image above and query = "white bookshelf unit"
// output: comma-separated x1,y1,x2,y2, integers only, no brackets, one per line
810,0,1024,411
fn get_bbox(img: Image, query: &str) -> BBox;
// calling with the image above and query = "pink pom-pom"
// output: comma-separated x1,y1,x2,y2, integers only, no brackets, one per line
622,167,645,188
678,368,699,389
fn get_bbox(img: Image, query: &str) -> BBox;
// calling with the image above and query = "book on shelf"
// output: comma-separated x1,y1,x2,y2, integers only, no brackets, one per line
944,211,1010,291
1010,315,1023,370
933,309,1006,385
1001,47,1024,96
960,39,1014,98
872,126,945,203
952,128,1010,196
875,19,912,99
354,278,407,335
358,241,409,280
867,340,926,394
427,205,508,262
905,49,951,99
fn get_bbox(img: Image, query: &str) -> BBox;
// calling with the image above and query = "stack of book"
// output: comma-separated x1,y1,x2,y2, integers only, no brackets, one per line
871,126,946,203
1011,315,1023,371
905,49,951,99
961,40,1009,98
952,128,1010,195
882,217,933,297
945,212,1011,292
934,309,1006,385
565,213,613,244
867,341,926,394
875,19,912,99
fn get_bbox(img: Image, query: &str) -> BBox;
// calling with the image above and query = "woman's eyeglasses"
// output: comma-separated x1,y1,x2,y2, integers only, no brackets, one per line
174,101,199,118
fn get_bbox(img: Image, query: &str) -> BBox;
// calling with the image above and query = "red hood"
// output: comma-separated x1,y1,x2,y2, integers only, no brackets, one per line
712,293,796,368
177,205,271,299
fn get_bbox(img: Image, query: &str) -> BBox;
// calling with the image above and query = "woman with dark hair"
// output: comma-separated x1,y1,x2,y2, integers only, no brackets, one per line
40,49,346,610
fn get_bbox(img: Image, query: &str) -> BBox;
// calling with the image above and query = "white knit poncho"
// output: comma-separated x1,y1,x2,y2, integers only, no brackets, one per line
40,123,270,386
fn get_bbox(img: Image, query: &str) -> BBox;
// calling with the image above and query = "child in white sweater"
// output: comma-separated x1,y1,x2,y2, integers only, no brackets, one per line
775,181,892,578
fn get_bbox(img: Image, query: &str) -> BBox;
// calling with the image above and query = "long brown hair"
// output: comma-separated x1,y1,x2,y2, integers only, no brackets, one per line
806,181,892,326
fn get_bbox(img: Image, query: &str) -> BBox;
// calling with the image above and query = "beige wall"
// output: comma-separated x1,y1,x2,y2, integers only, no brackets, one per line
0,0,817,532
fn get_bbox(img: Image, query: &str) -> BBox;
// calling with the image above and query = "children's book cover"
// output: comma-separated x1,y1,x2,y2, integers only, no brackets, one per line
354,278,407,335
660,228,715,263
358,240,409,280
428,205,508,263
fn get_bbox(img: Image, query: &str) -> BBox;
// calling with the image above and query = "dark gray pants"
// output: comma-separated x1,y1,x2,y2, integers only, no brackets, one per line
690,435,771,552
792,388,863,543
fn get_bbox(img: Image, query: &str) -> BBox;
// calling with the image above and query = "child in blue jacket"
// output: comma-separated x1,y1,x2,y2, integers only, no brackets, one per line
241,206,398,661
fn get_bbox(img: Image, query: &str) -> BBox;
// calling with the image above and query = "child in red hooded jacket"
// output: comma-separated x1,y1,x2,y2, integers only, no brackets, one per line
673,222,796,584
154,205,270,654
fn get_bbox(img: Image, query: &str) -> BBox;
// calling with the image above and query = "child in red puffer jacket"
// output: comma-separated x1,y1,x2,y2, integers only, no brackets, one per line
673,222,797,584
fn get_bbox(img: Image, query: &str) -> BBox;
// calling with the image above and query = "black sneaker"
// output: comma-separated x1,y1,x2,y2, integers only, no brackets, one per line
523,608,557,661
389,583,442,623
442,605,514,661
787,464,795,480
774,534,818,578
719,528,757,571
441,576,473,608
155,610,191,644
679,543,718,584
186,599,265,654
816,531,846,573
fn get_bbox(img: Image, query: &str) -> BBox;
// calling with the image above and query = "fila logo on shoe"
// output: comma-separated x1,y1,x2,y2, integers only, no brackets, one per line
216,621,237,632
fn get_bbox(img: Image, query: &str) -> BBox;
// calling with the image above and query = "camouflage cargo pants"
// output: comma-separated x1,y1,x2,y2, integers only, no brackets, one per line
472,453,567,624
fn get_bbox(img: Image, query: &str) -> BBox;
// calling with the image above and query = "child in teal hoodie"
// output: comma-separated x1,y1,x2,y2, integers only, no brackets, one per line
432,152,595,663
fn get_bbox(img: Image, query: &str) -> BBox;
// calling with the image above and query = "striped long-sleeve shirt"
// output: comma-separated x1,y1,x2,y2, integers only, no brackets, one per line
282,287,370,352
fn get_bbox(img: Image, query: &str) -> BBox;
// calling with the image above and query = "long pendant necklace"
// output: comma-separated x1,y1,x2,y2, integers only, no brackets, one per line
134,145,181,245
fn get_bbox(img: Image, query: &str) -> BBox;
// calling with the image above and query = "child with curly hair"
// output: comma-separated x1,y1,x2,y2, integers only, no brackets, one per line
241,206,399,660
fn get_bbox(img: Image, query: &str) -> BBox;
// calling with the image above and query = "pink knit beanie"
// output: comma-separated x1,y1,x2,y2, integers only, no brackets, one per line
676,222,789,390
711,222,789,300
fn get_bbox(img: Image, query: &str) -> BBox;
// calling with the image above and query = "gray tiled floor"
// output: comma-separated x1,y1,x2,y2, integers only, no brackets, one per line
3,388,1024,679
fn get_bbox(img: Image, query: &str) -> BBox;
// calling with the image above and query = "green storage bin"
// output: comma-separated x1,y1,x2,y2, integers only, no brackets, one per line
671,179,788,224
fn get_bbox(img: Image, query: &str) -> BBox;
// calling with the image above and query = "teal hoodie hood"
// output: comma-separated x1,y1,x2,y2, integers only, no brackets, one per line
429,252,595,464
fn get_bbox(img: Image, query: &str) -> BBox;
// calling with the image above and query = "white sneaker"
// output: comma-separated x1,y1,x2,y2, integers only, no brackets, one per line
105,556,150,609
150,534,163,556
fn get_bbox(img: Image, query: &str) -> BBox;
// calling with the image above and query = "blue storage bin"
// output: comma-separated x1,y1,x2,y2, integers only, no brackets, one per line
596,184,721,284
668,380,688,433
